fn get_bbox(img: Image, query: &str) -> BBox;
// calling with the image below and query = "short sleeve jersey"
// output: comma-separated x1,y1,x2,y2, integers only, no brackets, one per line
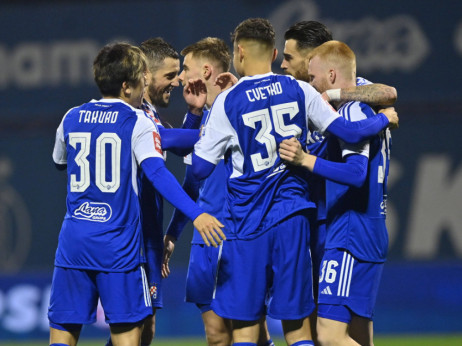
194,72,340,240
52,98,163,271
186,110,228,244
325,101,391,262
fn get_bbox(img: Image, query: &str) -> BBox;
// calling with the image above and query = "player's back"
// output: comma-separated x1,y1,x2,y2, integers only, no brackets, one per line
53,98,153,271
210,73,316,239
325,101,391,262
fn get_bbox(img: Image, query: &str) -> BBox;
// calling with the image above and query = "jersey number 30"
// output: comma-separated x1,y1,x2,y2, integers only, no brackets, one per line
69,132,121,193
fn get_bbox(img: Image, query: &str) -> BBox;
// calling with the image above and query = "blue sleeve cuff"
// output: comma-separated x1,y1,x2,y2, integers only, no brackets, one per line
182,111,203,129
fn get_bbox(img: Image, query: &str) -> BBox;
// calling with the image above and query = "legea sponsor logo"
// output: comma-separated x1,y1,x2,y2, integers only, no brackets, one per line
73,202,112,222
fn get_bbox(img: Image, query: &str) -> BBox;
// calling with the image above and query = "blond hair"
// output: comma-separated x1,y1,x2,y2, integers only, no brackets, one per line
309,40,356,82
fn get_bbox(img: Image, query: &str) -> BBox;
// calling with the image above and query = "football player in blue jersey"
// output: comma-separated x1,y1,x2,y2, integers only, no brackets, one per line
132,37,205,346
281,21,397,106
279,40,392,346
164,37,274,346
281,20,398,343
49,42,225,346
191,18,397,346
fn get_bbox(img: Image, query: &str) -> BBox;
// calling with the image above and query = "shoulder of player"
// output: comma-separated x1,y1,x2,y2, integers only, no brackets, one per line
356,76,372,86
339,101,375,121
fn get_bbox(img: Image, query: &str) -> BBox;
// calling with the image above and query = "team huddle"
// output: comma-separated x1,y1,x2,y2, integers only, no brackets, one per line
48,18,398,346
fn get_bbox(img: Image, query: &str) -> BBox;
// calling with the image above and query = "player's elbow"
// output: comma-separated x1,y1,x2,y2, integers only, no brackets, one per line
383,86,398,106
350,172,367,188
346,155,368,188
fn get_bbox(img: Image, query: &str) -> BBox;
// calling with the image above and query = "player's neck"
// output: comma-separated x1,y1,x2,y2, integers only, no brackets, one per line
144,94,153,106
243,60,272,77
206,82,222,108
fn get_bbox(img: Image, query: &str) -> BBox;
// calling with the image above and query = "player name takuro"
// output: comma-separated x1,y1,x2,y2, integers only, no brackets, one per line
78,110,119,124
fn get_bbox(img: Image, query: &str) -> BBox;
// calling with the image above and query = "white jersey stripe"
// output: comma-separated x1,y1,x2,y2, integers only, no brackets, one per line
346,256,354,297
337,251,347,296
212,243,224,299
140,266,151,307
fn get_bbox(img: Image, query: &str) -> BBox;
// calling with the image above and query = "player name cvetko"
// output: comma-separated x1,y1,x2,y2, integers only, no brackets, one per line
245,82,283,102
78,110,119,124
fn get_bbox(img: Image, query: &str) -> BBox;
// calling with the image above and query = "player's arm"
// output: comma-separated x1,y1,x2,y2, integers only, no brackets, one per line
182,111,203,129
305,84,398,144
52,114,68,171
191,153,216,180
279,137,367,187
325,107,398,144
159,127,200,156
323,84,397,106
141,157,225,247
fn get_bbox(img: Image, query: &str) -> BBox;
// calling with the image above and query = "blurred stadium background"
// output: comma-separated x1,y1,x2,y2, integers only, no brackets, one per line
0,0,461,343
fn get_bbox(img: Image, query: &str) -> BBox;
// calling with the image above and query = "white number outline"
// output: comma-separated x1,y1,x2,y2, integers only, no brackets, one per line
69,132,121,193
242,101,302,172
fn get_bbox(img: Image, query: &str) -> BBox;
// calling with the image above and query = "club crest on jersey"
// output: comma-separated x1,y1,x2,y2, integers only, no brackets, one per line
150,284,158,299
73,202,112,222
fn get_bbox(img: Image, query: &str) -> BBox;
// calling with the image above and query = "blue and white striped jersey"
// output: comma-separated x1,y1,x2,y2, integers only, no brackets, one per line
52,98,163,271
325,101,391,262
194,72,340,239
306,76,373,222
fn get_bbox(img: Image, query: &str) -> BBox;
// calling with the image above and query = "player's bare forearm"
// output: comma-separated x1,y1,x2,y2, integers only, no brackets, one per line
341,84,397,106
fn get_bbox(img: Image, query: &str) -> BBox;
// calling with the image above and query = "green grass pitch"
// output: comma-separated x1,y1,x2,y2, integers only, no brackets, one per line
3,334,462,345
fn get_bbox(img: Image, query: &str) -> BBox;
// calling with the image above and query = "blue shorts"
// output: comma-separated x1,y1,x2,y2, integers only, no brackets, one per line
212,211,315,321
48,265,152,325
185,244,220,312
317,248,384,322
145,244,164,308
311,219,327,299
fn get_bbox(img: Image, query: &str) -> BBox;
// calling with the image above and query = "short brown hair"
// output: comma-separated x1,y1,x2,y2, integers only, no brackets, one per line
231,18,275,48
93,42,147,97
181,37,231,72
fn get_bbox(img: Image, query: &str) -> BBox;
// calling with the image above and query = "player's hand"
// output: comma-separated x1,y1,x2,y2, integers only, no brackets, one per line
161,234,176,278
193,213,226,247
214,72,238,91
279,137,306,166
379,107,399,130
183,78,207,115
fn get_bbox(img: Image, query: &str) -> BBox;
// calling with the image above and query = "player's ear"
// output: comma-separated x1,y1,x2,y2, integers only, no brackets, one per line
238,44,245,62
271,48,278,63
203,63,212,80
121,81,131,97
329,69,336,84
